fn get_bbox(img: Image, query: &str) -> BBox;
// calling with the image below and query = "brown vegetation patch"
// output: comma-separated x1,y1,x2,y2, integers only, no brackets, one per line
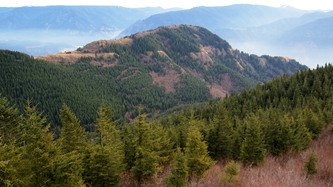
150,69,180,93
35,52,95,64
208,83,228,99
259,57,268,67
82,38,133,52
36,52,119,67
157,50,171,60
190,47,213,69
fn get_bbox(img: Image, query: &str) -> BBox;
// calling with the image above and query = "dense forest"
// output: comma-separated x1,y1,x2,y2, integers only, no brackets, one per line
0,25,307,128
1,64,332,186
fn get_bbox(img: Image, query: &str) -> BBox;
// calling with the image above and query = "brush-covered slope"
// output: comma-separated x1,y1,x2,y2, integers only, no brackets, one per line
1,25,306,126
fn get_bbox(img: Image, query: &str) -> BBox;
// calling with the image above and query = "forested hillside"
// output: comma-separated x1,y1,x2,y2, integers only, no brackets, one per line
0,63,332,186
0,25,306,127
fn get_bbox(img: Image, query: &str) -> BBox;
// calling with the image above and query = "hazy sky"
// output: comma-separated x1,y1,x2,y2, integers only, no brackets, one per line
1,0,332,10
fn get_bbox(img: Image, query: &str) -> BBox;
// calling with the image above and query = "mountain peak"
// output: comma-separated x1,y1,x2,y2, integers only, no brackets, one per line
37,25,306,99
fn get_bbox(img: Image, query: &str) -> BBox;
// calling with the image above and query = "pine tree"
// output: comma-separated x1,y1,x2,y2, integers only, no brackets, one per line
131,113,160,182
58,104,88,153
84,105,125,186
20,101,57,186
207,105,234,159
0,95,21,144
185,125,213,178
240,114,266,166
167,147,188,187
121,125,136,169
0,136,22,186
0,96,22,186
304,152,318,177
221,161,240,183
57,104,87,185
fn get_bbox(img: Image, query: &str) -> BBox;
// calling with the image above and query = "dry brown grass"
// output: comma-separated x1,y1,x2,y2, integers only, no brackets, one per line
118,127,333,186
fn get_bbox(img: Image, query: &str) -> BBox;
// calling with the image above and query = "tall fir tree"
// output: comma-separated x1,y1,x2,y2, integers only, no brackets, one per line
83,105,125,186
57,104,87,186
185,125,213,178
20,101,57,186
131,113,160,182
167,147,188,187
240,114,266,166
58,104,88,153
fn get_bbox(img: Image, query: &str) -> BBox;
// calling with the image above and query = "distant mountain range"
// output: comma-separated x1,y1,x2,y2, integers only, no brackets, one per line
1,4,333,67
0,6,175,55
0,25,306,125
119,5,333,68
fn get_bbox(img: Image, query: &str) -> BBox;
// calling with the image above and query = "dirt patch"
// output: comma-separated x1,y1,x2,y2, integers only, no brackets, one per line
150,69,180,93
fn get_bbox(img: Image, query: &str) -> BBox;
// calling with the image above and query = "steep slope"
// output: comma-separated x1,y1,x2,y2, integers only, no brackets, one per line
1,25,306,126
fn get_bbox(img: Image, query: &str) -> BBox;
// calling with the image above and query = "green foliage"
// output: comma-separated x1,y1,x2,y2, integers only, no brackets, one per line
59,104,88,153
20,101,57,186
304,152,318,177
221,161,240,183
131,113,160,181
54,151,85,186
0,94,21,144
185,125,213,178
167,147,188,187
240,114,266,166
83,105,125,186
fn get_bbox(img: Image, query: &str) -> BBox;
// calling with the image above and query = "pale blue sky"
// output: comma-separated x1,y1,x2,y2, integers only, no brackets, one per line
1,0,332,10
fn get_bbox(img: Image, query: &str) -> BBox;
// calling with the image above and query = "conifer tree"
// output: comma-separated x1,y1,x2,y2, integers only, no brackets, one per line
0,96,22,186
304,152,318,177
57,104,87,185
84,105,125,186
0,136,22,186
58,104,88,153
20,101,57,186
240,114,266,166
221,161,240,183
167,147,188,187
0,95,21,144
121,125,136,169
207,105,234,159
185,125,213,178
131,113,159,182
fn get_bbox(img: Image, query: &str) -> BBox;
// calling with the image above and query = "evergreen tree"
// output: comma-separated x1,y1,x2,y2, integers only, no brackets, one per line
0,96,22,186
185,125,213,178
54,151,85,186
221,161,240,183
20,101,57,186
304,152,318,177
207,105,234,159
83,105,125,186
240,114,266,166
0,95,21,144
131,113,160,182
167,147,188,187
58,104,88,153
57,104,87,186
0,136,22,186
121,125,136,169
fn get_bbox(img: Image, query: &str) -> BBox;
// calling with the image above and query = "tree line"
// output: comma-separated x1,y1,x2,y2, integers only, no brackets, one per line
1,64,333,186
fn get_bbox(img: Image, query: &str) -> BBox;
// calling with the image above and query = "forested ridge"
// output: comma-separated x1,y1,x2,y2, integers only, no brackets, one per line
0,25,306,127
1,64,332,186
